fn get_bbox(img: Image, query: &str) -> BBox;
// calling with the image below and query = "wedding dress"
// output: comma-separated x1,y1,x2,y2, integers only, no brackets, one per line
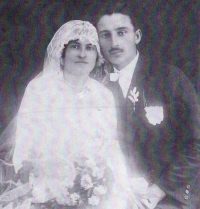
0,72,137,209
0,20,142,209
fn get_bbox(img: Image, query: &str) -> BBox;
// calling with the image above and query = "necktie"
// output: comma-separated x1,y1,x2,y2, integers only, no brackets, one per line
108,78,127,134
109,79,133,174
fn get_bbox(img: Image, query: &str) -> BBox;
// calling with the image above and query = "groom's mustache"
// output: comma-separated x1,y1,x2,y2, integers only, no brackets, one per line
109,47,123,54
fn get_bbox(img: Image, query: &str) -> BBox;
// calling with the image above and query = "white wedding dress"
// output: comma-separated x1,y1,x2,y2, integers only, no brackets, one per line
7,72,136,209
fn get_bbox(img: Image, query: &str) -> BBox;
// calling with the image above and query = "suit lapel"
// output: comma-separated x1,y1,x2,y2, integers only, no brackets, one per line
107,80,124,107
124,55,152,141
125,55,151,115
105,55,152,140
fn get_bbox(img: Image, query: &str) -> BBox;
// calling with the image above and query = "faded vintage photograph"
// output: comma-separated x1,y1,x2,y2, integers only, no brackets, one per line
0,0,199,208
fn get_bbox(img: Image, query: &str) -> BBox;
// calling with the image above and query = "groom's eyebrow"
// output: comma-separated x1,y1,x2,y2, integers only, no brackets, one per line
99,29,109,33
98,30,110,34
116,27,129,31
99,27,129,34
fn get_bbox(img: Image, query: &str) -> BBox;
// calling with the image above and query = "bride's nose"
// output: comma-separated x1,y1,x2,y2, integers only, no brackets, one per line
78,48,86,58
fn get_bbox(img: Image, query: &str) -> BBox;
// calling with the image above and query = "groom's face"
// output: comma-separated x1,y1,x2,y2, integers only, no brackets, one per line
97,13,141,70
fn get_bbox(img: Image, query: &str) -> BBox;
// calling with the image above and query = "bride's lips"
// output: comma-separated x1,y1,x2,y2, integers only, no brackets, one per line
75,61,88,64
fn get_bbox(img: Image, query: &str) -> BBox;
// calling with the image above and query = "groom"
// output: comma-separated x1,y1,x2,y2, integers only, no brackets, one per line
94,3,200,209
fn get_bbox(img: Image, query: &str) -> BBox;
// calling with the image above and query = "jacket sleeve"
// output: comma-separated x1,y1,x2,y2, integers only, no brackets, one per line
156,67,200,206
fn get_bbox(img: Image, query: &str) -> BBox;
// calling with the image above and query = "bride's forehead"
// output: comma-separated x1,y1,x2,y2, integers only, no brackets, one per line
71,39,94,45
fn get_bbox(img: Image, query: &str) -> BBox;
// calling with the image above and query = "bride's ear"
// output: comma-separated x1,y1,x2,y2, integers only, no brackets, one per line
60,58,64,70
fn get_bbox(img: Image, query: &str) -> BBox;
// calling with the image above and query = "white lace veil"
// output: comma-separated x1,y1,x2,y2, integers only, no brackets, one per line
42,20,104,76
0,20,104,190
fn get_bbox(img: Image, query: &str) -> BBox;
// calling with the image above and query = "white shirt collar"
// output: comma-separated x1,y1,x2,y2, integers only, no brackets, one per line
113,51,139,97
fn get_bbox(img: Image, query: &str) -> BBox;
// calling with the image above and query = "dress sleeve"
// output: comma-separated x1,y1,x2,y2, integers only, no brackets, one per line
97,90,132,207
100,90,129,181
13,80,45,173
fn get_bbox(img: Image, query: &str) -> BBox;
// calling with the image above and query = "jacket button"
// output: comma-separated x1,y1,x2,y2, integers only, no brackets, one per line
184,195,189,200
185,190,189,194
186,184,190,189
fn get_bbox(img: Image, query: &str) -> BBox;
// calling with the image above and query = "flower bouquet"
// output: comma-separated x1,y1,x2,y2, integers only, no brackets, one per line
0,155,113,209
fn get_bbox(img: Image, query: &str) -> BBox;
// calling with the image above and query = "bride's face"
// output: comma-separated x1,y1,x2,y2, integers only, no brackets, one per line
62,39,98,76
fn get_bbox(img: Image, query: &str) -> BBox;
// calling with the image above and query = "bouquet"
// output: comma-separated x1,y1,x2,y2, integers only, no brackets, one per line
0,155,113,209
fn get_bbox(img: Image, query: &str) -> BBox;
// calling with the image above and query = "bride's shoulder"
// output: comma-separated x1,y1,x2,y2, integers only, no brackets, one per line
25,73,58,94
88,78,113,96
88,78,115,105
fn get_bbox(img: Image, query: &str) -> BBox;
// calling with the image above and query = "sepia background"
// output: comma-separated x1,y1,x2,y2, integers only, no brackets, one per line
0,0,199,132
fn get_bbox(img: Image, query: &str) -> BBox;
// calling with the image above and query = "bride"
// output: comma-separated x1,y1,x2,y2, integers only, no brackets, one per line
0,20,145,209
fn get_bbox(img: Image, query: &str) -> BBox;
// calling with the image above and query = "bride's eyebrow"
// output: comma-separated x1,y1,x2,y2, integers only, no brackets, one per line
71,40,79,43
68,40,80,46
68,39,79,44
86,43,94,46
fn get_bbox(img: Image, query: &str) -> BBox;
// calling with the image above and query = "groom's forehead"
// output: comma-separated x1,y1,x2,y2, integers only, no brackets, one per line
97,13,133,32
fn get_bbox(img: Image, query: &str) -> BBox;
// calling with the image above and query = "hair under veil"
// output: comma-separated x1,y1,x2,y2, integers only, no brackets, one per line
42,20,104,76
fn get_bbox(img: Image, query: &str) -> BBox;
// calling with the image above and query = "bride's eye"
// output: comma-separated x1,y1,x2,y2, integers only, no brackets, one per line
86,45,95,51
69,43,80,49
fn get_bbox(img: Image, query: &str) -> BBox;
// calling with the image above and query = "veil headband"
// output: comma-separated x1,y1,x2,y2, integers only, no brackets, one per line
43,20,104,75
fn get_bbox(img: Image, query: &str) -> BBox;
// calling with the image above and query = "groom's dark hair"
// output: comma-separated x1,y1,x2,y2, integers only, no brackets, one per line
93,1,141,31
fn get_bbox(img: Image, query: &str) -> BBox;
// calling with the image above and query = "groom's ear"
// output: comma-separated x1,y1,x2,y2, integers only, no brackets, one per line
135,29,142,44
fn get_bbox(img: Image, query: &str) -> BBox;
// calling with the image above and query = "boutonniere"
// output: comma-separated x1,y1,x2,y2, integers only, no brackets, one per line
128,87,139,113
144,106,164,125
128,88,164,125
143,90,164,125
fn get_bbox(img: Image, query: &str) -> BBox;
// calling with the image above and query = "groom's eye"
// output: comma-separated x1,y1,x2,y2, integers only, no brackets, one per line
100,32,111,38
117,30,127,36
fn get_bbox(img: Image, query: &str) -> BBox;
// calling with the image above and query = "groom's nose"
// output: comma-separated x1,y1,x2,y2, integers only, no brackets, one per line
111,34,119,47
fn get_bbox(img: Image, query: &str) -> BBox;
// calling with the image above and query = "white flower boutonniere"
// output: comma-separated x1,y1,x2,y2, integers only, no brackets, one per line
144,106,164,125
128,87,139,112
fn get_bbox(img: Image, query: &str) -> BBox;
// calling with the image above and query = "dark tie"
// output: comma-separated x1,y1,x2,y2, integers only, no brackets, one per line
107,80,134,174
111,80,124,105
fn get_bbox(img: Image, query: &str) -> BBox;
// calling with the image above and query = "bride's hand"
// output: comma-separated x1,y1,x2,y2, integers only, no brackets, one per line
128,177,152,209
143,184,166,209
129,182,166,209
128,191,151,209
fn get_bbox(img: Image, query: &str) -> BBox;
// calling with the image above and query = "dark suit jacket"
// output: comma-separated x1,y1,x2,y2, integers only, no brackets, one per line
102,55,200,208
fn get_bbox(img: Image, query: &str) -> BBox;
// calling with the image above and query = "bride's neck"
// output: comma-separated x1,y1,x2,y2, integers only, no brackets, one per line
63,71,88,92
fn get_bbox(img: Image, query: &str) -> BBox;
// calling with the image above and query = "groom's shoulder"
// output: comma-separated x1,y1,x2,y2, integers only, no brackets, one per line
139,55,188,84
